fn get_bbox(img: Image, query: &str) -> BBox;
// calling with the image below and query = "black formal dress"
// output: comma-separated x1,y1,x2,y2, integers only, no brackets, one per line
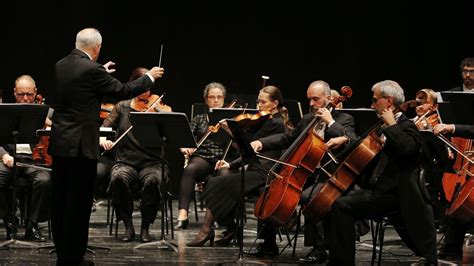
49,49,155,265
200,113,286,226
326,114,438,265
177,114,232,214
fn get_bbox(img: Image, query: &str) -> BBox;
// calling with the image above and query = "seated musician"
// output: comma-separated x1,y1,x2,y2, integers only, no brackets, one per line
249,80,358,263
326,80,437,265
100,67,167,243
0,75,51,241
412,88,451,233
175,82,234,229
186,85,292,247
434,122,474,260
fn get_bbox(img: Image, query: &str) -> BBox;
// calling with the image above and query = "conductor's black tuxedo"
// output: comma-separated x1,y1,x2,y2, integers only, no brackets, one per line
49,49,154,265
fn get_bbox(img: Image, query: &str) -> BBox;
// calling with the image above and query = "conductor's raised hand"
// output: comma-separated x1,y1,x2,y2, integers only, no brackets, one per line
147,67,165,80
103,61,116,74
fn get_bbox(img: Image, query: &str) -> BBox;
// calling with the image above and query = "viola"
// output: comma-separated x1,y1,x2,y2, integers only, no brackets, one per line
131,94,172,112
32,94,52,166
100,103,115,120
254,86,352,226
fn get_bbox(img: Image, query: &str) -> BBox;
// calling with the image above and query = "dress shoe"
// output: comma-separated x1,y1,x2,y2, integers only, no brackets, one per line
140,225,151,243
121,228,135,242
24,225,46,242
186,229,215,247
215,230,235,246
299,248,328,263
437,245,462,260
246,242,279,258
174,219,189,230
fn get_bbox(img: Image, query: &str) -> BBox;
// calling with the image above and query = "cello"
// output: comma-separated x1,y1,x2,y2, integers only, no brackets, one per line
302,119,384,222
254,86,352,226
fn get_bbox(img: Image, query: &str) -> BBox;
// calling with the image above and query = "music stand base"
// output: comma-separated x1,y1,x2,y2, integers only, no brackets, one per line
0,238,40,248
38,245,111,256
134,240,178,252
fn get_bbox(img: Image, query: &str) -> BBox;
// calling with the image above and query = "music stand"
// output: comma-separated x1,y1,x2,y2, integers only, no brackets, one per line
438,91,474,125
129,112,196,252
208,108,258,143
0,104,49,249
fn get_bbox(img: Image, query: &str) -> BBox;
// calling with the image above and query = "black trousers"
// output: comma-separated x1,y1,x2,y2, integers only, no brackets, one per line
51,157,96,265
0,158,50,223
108,163,165,225
326,189,398,265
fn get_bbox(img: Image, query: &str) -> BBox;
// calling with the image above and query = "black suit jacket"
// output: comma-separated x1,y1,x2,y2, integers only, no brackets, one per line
259,110,358,152
370,115,437,261
49,49,154,159
454,124,474,139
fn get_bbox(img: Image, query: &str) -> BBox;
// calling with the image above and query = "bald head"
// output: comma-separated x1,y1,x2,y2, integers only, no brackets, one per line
306,80,331,110
75,28,102,61
14,75,37,103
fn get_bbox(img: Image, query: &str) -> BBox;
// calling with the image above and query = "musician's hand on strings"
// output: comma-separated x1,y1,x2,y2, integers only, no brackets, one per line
100,139,114,151
180,148,196,156
315,108,335,124
250,140,263,152
147,67,165,80
433,123,455,135
103,61,116,74
326,136,349,150
2,154,14,168
380,108,396,126
214,160,230,170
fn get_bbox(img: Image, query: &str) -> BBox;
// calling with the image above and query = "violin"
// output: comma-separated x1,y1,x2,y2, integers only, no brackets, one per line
232,111,272,131
131,94,172,112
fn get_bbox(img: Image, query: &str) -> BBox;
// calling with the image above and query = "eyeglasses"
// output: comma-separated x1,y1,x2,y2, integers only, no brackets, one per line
16,92,35,97
207,95,224,100
371,96,389,104
462,69,474,75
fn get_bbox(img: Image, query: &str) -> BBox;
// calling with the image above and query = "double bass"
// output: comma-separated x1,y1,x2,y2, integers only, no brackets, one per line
254,86,352,226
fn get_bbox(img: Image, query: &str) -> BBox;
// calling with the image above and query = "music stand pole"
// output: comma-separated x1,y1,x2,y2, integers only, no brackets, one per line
134,136,177,252
0,104,49,249
129,112,196,252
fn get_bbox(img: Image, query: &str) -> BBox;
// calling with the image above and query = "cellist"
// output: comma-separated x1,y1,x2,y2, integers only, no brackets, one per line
326,80,437,265
412,88,452,233
433,122,474,260
249,80,358,262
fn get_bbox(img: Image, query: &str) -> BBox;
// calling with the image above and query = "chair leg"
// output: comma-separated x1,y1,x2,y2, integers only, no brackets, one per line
168,192,174,239
193,191,199,222
109,207,114,236
106,197,111,225
377,222,386,266
292,208,302,257
371,220,380,265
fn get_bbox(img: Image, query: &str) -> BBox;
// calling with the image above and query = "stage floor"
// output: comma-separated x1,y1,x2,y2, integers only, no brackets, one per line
0,198,471,265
